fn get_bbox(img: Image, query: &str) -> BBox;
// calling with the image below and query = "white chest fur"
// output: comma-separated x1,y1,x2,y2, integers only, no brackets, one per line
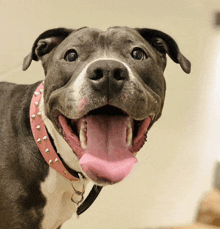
41,168,86,229
39,94,89,229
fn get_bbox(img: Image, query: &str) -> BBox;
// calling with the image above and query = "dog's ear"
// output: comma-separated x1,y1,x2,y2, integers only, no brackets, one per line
23,28,73,71
136,28,191,74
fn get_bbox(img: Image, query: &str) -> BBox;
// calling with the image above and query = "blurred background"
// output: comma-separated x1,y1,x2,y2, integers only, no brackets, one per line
1,0,220,228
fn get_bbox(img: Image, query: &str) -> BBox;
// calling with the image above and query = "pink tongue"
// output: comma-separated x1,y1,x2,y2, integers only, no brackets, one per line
79,115,137,184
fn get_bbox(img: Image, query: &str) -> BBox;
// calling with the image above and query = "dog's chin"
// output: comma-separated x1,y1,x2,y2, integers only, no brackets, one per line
54,105,152,185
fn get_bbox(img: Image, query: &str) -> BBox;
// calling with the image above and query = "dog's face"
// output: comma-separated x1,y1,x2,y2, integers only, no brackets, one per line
23,27,190,185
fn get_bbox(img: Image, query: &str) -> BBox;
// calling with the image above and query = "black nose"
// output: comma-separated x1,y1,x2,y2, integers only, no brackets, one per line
86,59,129,97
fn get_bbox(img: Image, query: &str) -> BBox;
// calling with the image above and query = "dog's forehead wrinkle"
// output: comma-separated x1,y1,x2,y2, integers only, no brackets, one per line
74,28,102,40
105,27,139,41
67,27,142,50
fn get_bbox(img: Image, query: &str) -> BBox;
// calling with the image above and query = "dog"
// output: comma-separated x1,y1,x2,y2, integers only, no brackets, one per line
0,26,191,229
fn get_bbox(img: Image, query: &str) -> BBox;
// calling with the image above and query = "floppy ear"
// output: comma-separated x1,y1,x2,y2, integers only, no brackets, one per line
22,28,73,71
136,28,191,74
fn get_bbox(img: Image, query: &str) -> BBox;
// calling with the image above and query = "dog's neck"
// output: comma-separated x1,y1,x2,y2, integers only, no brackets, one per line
30,81,103,215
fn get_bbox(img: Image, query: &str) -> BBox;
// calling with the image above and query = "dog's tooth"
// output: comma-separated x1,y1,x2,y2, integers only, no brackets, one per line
80,130,87,149
127,128,132,147
80,136,87,149
81,118,86,128
79,118,87,149
126,118,133,147
58,127,62,134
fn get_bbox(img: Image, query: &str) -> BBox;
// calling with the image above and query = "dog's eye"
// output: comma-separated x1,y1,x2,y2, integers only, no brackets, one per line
65,50,78,62
131,48,147,60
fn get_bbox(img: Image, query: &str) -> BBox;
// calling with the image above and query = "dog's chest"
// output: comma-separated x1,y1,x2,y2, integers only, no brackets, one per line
40,168,82,229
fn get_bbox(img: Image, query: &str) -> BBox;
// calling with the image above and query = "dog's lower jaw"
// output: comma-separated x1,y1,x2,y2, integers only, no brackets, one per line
56,109,152,184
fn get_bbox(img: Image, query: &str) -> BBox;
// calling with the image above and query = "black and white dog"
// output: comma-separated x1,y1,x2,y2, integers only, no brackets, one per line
0,27,190,229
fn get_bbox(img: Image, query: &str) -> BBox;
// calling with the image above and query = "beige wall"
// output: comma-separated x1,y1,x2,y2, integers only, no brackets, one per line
1,0,220,228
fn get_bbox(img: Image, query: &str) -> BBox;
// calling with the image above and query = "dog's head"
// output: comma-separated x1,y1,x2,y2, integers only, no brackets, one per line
23,27,190,185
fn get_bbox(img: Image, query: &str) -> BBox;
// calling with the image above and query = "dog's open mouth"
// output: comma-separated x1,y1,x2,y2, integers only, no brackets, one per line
57,105,151,184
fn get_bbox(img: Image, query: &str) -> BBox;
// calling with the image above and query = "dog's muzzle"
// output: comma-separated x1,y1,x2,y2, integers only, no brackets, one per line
56,60,152,185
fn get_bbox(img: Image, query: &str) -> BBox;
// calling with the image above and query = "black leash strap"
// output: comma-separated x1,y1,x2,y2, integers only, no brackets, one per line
77,185,103,215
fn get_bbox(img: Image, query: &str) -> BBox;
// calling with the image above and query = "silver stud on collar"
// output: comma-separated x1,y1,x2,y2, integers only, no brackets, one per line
34,102,39,107
49,159,53,164
55,158,59,163
37,138,41,144
45,148,50,153
31,114,36,120
34,91,39,97
43,136,47,141
36,125,41,130
37,112,42,117
64,171,67,175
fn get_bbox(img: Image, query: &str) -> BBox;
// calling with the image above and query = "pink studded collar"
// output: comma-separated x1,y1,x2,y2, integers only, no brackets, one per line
30,82,79,181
